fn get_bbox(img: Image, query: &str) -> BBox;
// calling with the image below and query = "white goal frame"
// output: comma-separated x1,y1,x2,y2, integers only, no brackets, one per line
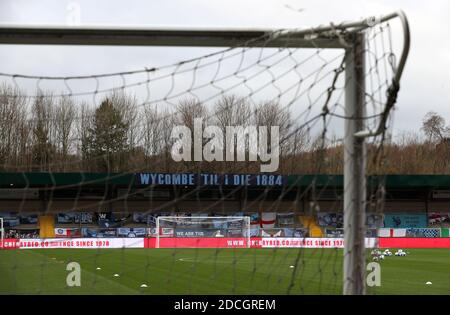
156,216,251,249
0,11,410,294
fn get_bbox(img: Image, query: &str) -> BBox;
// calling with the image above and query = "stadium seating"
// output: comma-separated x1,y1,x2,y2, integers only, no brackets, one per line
3,211,449,239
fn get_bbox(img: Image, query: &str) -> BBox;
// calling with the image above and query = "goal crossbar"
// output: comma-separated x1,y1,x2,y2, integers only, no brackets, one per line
0,11,409,57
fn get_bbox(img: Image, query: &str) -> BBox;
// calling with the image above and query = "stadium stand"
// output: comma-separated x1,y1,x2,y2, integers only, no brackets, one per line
1,173,450,239
3,211,450,238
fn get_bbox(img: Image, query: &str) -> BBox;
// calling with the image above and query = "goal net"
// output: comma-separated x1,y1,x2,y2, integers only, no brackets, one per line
156,216,250,248
0,11,409,295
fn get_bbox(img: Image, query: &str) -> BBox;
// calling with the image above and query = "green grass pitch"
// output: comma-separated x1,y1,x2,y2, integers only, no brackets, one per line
0,248,448,294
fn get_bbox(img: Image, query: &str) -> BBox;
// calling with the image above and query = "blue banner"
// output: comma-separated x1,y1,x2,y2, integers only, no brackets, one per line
19,214,38,224
81,228,117,238
135,173,285,186
0,212,20,227
117,228,147,238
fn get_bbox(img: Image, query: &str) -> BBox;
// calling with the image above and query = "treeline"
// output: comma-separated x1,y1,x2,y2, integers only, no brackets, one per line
0,82,449,174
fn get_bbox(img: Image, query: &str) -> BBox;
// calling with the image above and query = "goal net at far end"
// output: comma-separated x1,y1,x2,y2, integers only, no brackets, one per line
156,216,251,248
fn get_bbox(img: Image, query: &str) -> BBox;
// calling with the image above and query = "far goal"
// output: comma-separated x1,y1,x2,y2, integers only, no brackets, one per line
156,216,251,248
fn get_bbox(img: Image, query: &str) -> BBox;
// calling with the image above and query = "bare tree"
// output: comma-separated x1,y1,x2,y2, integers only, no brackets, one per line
30,91,56,170
143,105,164,156
54,96,76,170
1,81,449,175
282,125,310,173
76,102,94,171
254,100,291,145
421,111,449,143
254,100,291,172
161,108,178,172
0,83,30,170
213,95,252,129
174,98,208,171
175,98,208,130
212,95,252,172
142,105,177,171
111,90,139,151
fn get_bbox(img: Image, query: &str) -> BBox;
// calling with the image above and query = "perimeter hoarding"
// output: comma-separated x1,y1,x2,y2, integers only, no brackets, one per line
144,237,378,248
2,237,450,249
2,238,144,249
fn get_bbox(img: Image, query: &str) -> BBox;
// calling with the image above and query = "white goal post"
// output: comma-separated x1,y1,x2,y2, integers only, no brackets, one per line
156,216,251,249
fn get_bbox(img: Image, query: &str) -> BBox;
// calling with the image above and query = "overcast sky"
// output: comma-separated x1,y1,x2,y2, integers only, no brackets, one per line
0,0,449,137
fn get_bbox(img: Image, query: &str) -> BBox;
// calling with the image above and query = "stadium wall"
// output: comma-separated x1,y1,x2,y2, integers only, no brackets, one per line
2,237,373,249
3,236,450,249
383,201,426,212
0,198,438,214
0,200,305,213
0,238,145,249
